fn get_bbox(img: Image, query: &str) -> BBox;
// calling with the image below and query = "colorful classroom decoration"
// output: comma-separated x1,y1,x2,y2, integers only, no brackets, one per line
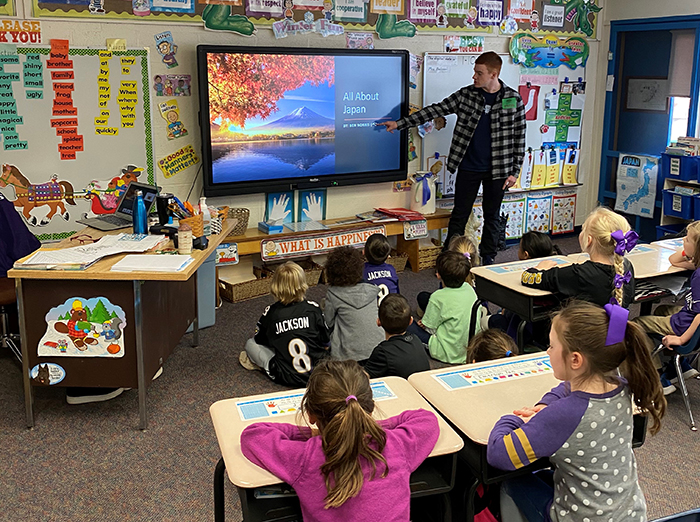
261,225,386,261
544,147,561,186
551,190,576,235
529,149,547,188
32,0,599,35
0,19,40,42
614,154,659,218
0,45,154,242
38,297,127,357
509,32,589,69
543,92,584,143
562,148,579,185
525,191,552,233
502,193,526,239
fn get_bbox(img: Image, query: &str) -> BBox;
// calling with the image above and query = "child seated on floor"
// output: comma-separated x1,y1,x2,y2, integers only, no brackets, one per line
325,246,385,361
467,328,518,363
408,250,480,364
360,293,431,379
520,206,636,308
634,220,700,395
239,261,330,387
417,234,478,315
363,233,400,303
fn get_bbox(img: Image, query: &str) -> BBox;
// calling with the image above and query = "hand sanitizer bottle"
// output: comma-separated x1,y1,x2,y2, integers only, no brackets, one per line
199,196,211,236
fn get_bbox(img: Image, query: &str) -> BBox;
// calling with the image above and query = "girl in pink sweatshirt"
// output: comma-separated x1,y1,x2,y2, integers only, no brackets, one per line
240,360,439,522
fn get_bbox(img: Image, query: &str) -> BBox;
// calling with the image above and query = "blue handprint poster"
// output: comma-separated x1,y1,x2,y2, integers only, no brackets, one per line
298,189,327,222
265,191,295,224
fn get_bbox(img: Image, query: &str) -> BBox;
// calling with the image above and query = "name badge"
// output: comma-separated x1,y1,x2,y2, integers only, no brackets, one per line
502,97,517,109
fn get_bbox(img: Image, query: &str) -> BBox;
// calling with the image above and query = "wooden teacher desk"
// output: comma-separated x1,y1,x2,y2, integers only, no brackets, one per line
409,354,560,522
226,209,451,273
210,376,464,522
8,219,236,430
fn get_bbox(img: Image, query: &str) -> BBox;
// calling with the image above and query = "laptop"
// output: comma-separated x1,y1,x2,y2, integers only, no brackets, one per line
78,182,159,231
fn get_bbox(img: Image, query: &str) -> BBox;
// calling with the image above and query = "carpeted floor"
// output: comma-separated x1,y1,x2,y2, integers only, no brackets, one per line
1,237,699,521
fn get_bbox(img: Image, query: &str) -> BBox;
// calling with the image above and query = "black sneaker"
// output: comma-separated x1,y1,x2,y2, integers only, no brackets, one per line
66,387,126,405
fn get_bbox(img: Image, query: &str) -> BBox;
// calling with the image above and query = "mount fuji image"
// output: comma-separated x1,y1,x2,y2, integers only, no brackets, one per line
251,106,335,134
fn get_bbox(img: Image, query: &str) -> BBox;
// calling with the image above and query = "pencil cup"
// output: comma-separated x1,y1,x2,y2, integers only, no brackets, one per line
179,213,204,238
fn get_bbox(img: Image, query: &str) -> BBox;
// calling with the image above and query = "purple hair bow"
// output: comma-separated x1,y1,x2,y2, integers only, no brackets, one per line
604,302,629,346
611,230,639,256
613,270,632,289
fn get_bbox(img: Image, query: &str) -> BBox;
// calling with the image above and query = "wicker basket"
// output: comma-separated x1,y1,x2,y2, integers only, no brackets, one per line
228,208,250,236
417,244,441,271
179,213,204,238
219,275,272,303
257,259,324,287
386,250,409,272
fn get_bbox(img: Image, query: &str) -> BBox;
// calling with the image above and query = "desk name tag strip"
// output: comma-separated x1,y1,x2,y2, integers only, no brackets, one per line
653,238,683,251
485,258,568,274
236,381,397,421
432,355,553,391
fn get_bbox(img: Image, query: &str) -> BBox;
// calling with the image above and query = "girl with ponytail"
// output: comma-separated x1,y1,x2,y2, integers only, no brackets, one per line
488,300,665,521
521,206,637,308
240,360,439,522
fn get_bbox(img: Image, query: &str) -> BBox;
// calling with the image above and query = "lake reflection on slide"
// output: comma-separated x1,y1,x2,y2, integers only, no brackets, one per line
212,139,335,183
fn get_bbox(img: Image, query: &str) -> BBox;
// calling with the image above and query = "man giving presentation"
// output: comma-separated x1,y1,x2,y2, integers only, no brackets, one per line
380,51,526,264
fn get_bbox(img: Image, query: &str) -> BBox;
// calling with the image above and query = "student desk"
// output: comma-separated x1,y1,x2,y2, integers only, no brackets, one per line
409,353,558,522
470,256,570,350
566,243,684,280
8,219,236,430
209,376,464,522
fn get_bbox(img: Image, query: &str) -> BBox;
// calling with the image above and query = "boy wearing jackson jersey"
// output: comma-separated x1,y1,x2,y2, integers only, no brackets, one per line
241,262,330,387
363,233,399,302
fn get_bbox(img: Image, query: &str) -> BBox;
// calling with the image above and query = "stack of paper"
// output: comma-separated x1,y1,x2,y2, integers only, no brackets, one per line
111,254,194,272
15,234,167,270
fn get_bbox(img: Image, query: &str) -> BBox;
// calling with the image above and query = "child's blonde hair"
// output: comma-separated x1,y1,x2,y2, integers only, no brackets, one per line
552,300,665,435
467,329,518,363
301,360,388,508
448,235,479,284
270,261,308,305
581,207,632,305
685,221,700,268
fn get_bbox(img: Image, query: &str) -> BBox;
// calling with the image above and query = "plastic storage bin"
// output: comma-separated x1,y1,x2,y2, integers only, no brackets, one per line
656,223,687,239
664,189,694,219
695,195,700,221
661,153,700,182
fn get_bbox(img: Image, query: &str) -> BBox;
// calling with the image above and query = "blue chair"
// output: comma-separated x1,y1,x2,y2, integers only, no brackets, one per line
653,508,700,521
652,326,700,431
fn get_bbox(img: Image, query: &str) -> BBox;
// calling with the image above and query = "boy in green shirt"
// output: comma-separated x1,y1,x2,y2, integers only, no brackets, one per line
407,250,480,363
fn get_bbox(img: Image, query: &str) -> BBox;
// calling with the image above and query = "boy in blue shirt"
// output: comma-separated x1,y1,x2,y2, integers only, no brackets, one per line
363,233,399,303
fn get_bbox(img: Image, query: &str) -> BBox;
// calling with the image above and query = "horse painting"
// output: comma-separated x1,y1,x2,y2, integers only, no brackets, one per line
0,164,76,226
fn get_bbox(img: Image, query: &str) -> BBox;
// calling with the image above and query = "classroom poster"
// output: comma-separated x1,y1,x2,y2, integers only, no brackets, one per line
525,192,552,233
562,148,579,185
551,191,576,235
501,193,526,239
530,149,547,188
544,147,561,187
542,92,584,144
614,154,658,218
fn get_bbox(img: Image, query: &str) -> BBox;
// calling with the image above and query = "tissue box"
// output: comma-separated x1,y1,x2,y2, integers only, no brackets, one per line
258,221,284,234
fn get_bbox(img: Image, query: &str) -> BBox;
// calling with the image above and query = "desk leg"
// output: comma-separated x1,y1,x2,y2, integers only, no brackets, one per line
192,271,199,348
464,478,480,522
17,279,34,428
396,235,421,273
214,457,226,522
134,280,148,430
516,320,527,353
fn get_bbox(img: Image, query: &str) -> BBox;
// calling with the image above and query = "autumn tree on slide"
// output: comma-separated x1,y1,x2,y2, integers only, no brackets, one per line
207,54,335,129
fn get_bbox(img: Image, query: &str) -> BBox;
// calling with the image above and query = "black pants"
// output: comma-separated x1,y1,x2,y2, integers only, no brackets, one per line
445,170,506,260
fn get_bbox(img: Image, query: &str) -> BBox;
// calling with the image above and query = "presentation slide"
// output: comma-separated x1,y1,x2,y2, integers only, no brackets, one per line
205,52,403,185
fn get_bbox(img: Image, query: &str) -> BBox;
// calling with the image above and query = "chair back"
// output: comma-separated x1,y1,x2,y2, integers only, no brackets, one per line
469,299,484,340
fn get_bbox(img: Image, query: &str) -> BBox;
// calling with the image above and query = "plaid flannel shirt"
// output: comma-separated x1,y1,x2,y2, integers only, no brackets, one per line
397,82,526,179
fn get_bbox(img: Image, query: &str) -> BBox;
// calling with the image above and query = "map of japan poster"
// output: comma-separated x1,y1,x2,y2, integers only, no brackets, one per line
614,154,658,218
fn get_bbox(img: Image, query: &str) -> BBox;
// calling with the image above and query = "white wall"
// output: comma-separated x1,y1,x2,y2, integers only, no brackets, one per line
14,4,605,226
